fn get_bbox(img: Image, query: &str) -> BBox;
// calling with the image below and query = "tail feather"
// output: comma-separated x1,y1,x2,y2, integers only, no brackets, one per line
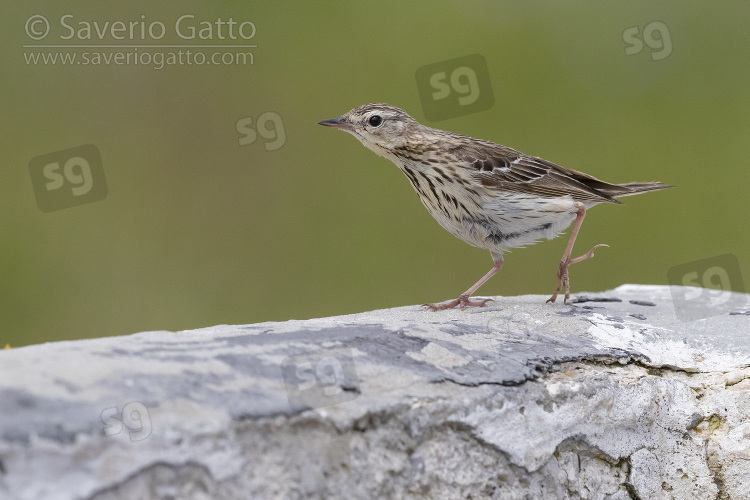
600,181,673,199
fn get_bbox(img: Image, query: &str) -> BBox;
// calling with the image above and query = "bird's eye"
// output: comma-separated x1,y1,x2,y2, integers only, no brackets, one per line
368,115,383,127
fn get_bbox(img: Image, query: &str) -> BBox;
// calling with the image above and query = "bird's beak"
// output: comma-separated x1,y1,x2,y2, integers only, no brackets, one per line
317,116,354,131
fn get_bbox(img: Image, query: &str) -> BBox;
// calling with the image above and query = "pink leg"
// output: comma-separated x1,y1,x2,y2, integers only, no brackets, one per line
424,255,504,311
546,203,608,305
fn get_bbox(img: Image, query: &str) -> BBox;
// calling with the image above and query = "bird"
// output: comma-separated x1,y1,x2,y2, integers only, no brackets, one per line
318,104,671,310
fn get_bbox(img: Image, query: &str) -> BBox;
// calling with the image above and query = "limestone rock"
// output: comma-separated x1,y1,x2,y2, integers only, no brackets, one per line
1,285,748,499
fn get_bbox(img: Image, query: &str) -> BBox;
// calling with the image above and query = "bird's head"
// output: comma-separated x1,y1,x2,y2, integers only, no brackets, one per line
318,103,423,157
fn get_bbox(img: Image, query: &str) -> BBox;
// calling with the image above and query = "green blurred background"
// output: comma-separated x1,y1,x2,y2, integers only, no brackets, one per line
2,2,748,347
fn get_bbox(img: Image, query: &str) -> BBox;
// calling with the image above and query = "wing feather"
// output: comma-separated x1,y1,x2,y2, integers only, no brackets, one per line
455,141,623,204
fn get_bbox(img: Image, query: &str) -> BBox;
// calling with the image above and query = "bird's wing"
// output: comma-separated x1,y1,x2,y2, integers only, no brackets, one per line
456,141,626,204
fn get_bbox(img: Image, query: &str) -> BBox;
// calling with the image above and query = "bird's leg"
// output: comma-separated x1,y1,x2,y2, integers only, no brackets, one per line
424,255,504,311
546,203,608,305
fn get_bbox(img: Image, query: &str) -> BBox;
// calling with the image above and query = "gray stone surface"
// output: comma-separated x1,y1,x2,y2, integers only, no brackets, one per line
1,284,749,499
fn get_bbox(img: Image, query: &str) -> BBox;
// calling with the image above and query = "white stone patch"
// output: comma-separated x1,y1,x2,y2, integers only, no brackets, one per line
586,313,746,372
614,283,675,300
407,342,472,368
545,380,582,396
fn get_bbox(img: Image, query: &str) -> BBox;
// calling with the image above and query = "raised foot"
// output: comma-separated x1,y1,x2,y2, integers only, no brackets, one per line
423,295,494,311
546,244,609,305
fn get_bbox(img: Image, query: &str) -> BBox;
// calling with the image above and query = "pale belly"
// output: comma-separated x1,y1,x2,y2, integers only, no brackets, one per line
393,159,592,255
427,191,584,255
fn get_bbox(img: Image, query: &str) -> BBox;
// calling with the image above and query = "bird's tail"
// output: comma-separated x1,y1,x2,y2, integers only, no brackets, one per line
613,182,672,198
598,181,672,199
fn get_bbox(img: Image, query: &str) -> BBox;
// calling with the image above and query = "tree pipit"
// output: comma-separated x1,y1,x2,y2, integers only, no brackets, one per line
319,104,671,310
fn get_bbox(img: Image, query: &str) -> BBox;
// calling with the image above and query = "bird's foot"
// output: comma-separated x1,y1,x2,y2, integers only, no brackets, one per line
546,244,608,305
423,294,494,311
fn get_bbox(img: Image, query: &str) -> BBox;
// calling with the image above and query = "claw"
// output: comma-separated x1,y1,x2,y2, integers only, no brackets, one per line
547,242,609,304
569,244,609,265
423,295,494,311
